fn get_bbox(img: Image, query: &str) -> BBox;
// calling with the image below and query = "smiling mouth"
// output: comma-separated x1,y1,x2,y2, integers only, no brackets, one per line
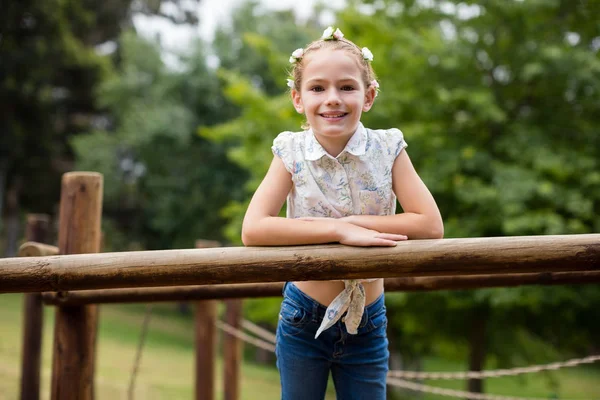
320,113,347,118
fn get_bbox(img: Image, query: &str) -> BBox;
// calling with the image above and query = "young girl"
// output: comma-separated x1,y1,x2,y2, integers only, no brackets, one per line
242,27,443,400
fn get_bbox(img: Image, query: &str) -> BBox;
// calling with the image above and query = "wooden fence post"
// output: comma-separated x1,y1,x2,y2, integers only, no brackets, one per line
195,300,217,400
50,172,103,400
20,214,50,400
223,299,243,400
194,239,221,400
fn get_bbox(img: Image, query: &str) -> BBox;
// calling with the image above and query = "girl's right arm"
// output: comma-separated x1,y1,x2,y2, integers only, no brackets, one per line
241,156,407,247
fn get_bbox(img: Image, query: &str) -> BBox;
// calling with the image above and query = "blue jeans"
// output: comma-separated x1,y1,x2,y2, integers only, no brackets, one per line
276,282,389,400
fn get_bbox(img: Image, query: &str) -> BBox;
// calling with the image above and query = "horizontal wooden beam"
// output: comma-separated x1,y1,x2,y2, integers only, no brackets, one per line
18,242,59,257
41,271,600,305
1,234,599,294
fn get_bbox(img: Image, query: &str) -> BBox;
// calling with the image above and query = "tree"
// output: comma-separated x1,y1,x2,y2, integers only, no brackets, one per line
0,0,111,255
72,32,247,251
0,0,205,255
203,0,600,394
341,0,600,394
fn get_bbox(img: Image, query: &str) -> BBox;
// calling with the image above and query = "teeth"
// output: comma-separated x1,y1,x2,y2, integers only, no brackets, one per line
323,114,344,118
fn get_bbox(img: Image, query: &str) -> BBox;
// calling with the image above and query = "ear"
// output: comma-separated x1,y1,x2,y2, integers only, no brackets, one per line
362,85,376,112
291,89,304,114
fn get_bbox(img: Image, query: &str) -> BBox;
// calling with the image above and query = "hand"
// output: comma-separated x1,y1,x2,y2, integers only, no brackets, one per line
336,221,407,247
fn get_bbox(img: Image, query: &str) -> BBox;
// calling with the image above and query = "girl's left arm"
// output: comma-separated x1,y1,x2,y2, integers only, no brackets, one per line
342,150,444,239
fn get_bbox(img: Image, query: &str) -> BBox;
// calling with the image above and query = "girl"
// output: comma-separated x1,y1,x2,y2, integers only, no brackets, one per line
242,27,443,400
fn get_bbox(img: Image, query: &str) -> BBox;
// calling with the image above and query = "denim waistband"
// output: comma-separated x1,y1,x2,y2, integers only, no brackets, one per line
282,282,385,326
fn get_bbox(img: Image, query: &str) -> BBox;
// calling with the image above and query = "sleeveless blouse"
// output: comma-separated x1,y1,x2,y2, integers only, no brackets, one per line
272,122,407,337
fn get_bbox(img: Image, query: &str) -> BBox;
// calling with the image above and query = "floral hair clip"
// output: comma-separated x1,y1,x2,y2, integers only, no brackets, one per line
321,26,344,41
286,27,377,91
289,48,304,64
370,79,380,97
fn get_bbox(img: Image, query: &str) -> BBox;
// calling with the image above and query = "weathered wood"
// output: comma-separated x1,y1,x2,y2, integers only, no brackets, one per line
19,241,59,257
40,270,600,305
383,271,600,291
24,215,51,246
20,214,51,400
51,172,103,400
194,239,220,400
1,234,599,294
195,301,217,400
20,293,43,400
223,299,243,400
42,283,285,304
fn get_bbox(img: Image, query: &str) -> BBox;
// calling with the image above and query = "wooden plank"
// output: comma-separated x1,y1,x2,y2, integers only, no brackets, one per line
1,234,599,293
19,214,51,400
50,172,103,400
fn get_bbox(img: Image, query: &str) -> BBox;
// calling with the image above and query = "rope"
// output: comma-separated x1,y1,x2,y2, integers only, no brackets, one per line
217,319,598,399
388,355,600,380
241,319,276,344
216,320,276,352
387,377,591,400
235,318,600,381
128,305,153,400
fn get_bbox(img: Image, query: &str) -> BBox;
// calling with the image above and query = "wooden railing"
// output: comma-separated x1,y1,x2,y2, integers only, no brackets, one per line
3,234,600,294
2,172,599,400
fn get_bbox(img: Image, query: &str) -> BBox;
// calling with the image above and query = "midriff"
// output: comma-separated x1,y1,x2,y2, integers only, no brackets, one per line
293,278,384,307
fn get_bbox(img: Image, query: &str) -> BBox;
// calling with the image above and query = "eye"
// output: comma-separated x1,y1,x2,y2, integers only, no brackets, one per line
310,86,324,92
341,85,355,91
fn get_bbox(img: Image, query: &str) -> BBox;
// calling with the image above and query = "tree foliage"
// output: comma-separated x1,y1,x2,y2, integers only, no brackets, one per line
201,0,600,390
72,32,247,250
0,0,113,254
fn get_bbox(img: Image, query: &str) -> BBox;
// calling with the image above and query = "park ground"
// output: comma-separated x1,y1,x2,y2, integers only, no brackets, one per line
1,293,598,399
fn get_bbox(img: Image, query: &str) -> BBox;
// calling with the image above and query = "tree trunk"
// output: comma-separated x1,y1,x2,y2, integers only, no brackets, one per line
467,305,489,395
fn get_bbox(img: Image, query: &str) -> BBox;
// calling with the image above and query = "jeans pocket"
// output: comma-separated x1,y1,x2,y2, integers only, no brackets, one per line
278,298,310,337
365,307,388,338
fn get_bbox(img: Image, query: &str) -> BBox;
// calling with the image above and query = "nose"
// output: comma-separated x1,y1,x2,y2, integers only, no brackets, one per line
325,88,341,106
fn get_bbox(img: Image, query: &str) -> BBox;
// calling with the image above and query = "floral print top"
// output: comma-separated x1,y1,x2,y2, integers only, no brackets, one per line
272,122,407,337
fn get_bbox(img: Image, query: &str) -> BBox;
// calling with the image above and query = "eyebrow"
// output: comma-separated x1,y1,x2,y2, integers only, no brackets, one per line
305,77,360,84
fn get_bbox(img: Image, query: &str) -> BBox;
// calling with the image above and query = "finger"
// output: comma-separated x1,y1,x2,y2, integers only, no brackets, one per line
369,238,399,247
377,233,408,241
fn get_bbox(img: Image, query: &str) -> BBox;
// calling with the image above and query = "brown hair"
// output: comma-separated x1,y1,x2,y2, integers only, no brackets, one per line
289,38,378,93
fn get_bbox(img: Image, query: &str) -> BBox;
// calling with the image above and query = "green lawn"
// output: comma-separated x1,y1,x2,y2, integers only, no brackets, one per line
1,293,598,399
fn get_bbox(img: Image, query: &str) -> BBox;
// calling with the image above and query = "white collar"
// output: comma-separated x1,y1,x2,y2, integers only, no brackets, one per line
304,123,368,161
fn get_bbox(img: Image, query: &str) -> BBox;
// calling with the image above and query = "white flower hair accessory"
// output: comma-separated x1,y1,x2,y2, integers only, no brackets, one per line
289,48,304,64
322,27,344,41
370,79,380,97
362,47,374,62
286,79,295,89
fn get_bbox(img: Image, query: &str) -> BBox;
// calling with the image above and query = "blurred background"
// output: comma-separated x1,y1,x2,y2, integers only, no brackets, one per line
1,0,599,398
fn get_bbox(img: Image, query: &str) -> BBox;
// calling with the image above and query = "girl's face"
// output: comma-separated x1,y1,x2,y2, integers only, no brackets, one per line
291,48,375,156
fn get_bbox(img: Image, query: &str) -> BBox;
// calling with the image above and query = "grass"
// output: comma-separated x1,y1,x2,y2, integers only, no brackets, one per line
1,293,599,399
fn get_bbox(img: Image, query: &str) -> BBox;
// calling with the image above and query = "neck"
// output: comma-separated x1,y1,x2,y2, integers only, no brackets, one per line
315,136,349,158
